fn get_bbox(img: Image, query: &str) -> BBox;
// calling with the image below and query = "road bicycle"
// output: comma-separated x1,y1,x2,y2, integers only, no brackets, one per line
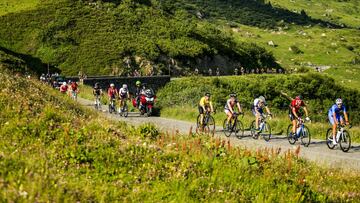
196,110,215,134
94,95,102,110
326,124,352,152
250,114,272,141
286,117,311,147
119,100,129,117
223,112,244,139
108,98,116,114
71,90,77,101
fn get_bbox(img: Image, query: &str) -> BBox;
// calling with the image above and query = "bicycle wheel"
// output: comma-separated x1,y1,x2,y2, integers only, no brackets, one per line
326,128,336,149
300,126,311,147
206,115,216,134
235,120,245,139
108,104,113,114
287,124,296,145
123,104,128,117
250,120,258,139
223,119,231,137
339,130,351,152
261,122,271,141
196,114,203,134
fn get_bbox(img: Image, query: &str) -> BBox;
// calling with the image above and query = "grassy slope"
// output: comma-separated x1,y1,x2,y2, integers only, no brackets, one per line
269,0,360,27
1,64,360,201
0,0,39,16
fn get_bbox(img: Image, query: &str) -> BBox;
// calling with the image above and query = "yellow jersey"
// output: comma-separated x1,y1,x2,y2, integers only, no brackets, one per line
199,96,212,107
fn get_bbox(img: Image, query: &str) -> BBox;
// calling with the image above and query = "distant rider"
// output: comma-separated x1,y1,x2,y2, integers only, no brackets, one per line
135,81,142,108
118,84,130,113
328,98,349,145
93,82,102,104
59,82,68,94
107,83,118,105
224,93,243,129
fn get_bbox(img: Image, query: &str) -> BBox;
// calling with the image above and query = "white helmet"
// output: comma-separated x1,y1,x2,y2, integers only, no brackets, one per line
259,96,266,102
63,82,67,85
110,83,115,87
122,84,127,89
336,98,342,105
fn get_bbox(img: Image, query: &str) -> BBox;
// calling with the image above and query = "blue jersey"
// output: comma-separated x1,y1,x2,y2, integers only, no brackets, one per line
328,104,346,117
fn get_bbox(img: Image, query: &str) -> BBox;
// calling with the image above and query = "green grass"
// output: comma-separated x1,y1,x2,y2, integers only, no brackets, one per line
1,67,360,201
269,0,360,27
0,0,40,16
324,65,360,91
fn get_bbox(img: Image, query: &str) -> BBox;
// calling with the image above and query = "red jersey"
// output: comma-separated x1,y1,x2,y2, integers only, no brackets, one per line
60,85,68,93
290,99,305,113
108,87,118,98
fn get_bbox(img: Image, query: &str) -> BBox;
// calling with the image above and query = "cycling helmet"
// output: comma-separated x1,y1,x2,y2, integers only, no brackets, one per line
110,83,115,87
122,84,128,89
336,98,342,105
295,95,302,100
229,93,237,98
63,82,67,85
136,81,141,86
94,82,99,87
258,96,266,102
205,92,211,97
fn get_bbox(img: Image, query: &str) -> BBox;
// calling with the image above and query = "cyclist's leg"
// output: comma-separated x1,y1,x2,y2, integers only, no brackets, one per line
291,119,297,134
329,114,337,142
225,110,232,124
198,105,204,125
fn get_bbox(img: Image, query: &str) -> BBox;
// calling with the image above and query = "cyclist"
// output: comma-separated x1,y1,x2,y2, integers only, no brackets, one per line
118,84,130,113
108,83,118,107
328,98,350,145
93,82,102,104
289,96,310,138
224,93,243,129
198,92,214,125
252,96,272,133
70,81,79,99
135,80,142,108
59,82,68,94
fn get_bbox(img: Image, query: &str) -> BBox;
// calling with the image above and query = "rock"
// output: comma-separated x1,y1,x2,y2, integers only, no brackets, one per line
267,40,275,47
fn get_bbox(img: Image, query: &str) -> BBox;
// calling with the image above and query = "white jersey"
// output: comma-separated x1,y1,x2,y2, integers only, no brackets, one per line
119,88,128,97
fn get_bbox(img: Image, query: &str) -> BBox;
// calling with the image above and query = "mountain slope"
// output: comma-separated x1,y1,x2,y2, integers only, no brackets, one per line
0,0,278,75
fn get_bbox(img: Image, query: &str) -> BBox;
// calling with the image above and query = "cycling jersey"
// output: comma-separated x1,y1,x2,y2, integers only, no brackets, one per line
60,85,68,93
199,96,212,107
224,99,238,110
93,87,101,96
328,104,346,117
252,98,266,116
290,99,305,114
108,88,118,98
71,82,78,91
119,88,128,98
328,104,346,125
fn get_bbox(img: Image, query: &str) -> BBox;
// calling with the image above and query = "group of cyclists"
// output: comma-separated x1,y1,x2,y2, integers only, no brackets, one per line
92,81,147,114
198,92,350,146
59,81,80,100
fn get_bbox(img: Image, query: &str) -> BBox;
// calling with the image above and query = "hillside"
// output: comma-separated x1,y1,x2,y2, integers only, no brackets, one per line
1,57,360,201
0,0,278,76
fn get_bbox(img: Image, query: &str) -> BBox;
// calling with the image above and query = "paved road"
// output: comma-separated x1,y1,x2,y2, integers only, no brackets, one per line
79,98,360,171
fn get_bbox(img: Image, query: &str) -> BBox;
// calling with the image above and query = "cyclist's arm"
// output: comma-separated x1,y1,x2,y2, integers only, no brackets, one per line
227,101,234,114
209,102,214,112
265,106,271,115
127,92,130,99
303,106,309,117
237,102,242,113
344,112,349,124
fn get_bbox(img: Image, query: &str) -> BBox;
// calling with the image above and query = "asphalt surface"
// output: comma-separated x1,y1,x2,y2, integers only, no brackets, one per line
79,98,360,171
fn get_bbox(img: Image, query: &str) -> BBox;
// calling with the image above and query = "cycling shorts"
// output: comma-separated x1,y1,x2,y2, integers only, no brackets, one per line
328,114,343,125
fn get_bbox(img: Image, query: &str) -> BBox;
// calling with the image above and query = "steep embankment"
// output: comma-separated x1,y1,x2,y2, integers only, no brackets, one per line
0,0,278,76
1,53,360,201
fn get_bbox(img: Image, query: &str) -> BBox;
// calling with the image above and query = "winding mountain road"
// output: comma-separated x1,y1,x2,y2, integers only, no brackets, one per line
79,98,360,171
